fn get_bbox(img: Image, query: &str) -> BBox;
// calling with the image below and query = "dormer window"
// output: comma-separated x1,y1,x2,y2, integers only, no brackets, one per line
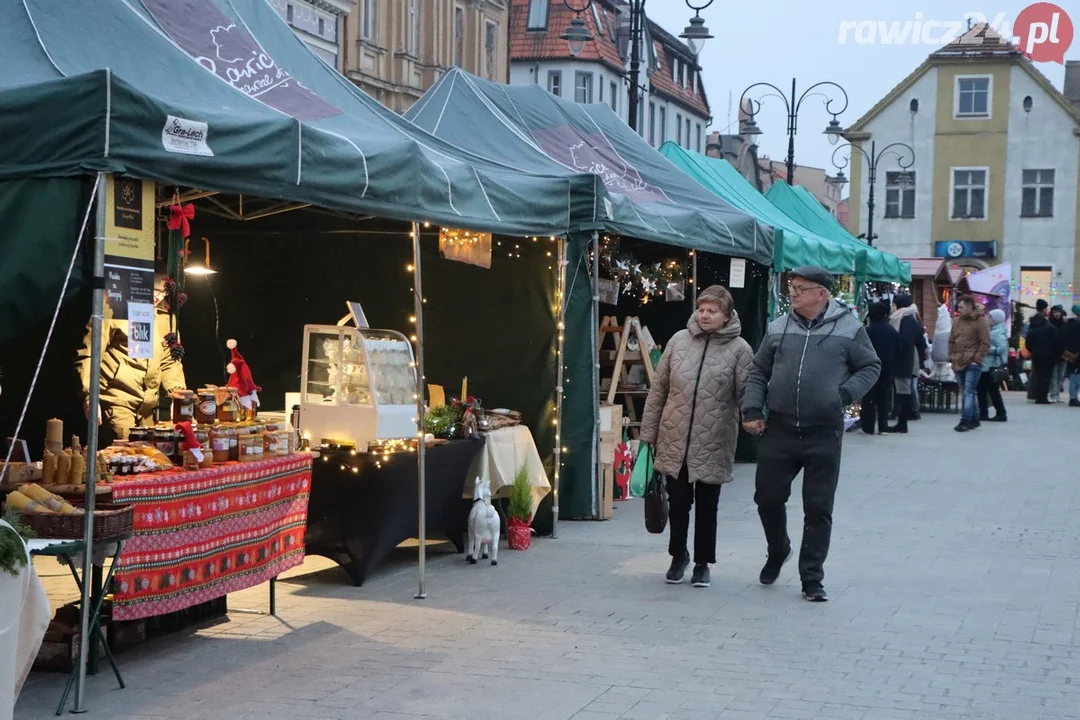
526,0,549,31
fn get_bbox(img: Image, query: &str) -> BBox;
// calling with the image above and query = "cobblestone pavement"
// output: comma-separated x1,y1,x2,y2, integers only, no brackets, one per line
15,393,1080,720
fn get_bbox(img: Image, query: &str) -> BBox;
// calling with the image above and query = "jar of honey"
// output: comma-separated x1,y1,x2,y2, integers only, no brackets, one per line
155,430,178,463
171,390,195,423
195,429,214,468
237,433,259,461
210,426,231,464
263,431,280,457
128,427,150,445
195,389,217,425
217,388,239,423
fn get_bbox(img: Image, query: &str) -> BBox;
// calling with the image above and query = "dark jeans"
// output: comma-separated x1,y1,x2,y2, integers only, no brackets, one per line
753,423,843,586
667,464,722,565
977,371,1006,419
860,373,892,433
1031,359,1055,403
955,365,982,425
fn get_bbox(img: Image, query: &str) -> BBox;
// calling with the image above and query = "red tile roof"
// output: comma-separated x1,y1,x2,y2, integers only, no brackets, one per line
510,0,625,74
930,22,1023,60
509,0,710,117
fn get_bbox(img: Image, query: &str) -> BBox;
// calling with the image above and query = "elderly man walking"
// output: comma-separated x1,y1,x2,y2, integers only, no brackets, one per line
742,267,881,602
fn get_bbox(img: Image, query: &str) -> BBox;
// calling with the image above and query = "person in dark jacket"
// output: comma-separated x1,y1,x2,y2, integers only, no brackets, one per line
1026,299,1049,400
889,294,927,431
1025,310,1060,404
862,302,904,435
742,266,881,602
1049,305,1068,402
1066,304,1080,407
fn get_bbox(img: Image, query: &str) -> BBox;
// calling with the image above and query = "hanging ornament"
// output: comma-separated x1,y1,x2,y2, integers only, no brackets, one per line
163,332,185,362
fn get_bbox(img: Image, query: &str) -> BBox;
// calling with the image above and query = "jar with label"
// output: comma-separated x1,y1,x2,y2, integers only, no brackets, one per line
195,429,214,468
195,389,217,425
210,426,231,464
237,433,258,461
171,390,195,423
128,427,150,445
218,390,238,423
263,431,279,457
155,430,178,463
227,424,240,461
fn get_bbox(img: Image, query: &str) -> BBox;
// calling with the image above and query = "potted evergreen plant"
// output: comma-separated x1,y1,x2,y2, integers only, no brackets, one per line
506,463,533,550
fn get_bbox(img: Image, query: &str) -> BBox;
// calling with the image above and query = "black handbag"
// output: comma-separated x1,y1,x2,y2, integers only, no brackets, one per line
643,467,669,534
990,366,1009,384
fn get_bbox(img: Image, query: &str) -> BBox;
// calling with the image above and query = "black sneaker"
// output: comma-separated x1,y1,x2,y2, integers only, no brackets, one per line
954,423,971,432
802,584,828,602
1069,400,1080,407
989,415,1008,422
665,554,690,584
759,547,791,585
691,564,711,588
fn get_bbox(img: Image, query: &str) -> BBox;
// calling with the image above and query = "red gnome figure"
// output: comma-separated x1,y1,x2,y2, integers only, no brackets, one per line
175,421,204,467
226,339,261,413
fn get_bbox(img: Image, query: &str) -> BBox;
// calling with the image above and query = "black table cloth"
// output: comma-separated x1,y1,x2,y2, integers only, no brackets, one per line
304,438,486,586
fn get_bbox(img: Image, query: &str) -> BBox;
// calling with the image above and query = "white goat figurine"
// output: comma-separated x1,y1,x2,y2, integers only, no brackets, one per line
467,476,499,566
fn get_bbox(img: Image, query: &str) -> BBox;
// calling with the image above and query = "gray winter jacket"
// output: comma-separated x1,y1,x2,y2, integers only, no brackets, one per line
743,301,881,429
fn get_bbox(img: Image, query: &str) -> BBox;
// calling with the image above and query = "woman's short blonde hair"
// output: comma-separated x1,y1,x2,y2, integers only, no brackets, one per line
696,285,734,315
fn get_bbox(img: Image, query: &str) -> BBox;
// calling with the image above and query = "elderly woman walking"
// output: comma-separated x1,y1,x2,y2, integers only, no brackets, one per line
640,285,753,588
888,295,927,433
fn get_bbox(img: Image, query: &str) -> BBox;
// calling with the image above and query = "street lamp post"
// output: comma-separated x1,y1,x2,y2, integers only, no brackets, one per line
559,0,713,134
831,140,916,247
738,79,849,185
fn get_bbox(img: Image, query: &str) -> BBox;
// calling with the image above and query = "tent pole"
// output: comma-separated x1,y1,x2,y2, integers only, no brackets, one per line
552,237,568,539
691,250,698,304
74,172,107,712
411,222,428,600
590,230,601,518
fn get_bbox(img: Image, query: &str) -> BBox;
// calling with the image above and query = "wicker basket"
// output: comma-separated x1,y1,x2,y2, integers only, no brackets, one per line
19,502,134,541
484,411,521,431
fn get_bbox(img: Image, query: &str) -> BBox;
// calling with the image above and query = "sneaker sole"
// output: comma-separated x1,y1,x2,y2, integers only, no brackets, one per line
665,577,684,584
692,581,711,588
803,592,828,602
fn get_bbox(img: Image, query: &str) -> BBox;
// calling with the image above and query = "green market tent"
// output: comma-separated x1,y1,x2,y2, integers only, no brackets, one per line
407,69,773,265
408,70,778,519
0,0,604,238
765,182,911,284
657,142,859,275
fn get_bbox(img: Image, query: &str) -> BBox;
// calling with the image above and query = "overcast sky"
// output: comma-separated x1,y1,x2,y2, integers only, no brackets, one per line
647,0,1077,181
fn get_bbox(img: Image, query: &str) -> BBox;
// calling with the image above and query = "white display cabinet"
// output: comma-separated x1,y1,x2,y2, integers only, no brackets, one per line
299,324,417,449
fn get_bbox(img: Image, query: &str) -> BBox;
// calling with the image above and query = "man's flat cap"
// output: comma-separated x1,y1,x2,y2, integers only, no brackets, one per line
790,265,834,290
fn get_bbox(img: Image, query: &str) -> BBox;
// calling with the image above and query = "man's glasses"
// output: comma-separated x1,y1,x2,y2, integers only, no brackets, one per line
788,283,824,297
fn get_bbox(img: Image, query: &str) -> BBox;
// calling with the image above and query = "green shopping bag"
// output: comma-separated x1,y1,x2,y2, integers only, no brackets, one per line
629,443,653,498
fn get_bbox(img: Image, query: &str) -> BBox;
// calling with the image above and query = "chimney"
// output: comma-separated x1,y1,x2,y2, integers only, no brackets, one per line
1065,61,1080,115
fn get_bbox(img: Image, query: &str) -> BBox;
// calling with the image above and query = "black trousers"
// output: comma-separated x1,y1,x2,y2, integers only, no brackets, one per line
667,465,722,565
754,423,843,586
860,373,892,433
977,371,1006,418
1031,359,1055,403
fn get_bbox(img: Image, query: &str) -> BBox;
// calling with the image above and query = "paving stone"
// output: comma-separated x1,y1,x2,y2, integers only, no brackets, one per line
13,396,1080,719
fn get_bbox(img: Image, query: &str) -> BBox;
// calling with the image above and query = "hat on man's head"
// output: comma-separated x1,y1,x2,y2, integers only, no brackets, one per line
1036,299,1049,312
789,265,834,290
894,294,913,309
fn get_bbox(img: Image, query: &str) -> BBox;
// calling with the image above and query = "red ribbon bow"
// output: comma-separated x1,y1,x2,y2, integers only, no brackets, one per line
168,203,195,239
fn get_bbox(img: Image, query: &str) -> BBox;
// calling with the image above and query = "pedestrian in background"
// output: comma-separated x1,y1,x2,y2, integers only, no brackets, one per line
1025,306,1060,405
1064,305,1080,407
862,302,902,435
640,285,753,589
742,266,880,602
1048,305,1068,403
948,296,990,432
978,309,1009,422
889,294,926,433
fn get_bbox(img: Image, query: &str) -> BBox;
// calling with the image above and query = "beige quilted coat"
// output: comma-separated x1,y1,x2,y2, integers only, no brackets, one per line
640,312,753,485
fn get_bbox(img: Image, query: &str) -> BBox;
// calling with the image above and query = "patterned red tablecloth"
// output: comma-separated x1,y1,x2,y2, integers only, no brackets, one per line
109,453,312,621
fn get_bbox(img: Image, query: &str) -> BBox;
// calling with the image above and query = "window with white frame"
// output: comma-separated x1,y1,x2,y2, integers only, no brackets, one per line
695,123,702,152
574,72,593,103
955,76,991,117
526,0,549,30
951,168,988,219
884,171,916,218
658,106,667,143
685,118,690,148
1021,169,1054,217
547,70,561,97
676,112,683,145
485,20,498,79
362,0,375,39
610,81,617,113
648,102,656,145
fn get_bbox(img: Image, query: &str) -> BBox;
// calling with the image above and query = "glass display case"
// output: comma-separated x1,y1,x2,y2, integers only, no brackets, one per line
299,325,417,449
